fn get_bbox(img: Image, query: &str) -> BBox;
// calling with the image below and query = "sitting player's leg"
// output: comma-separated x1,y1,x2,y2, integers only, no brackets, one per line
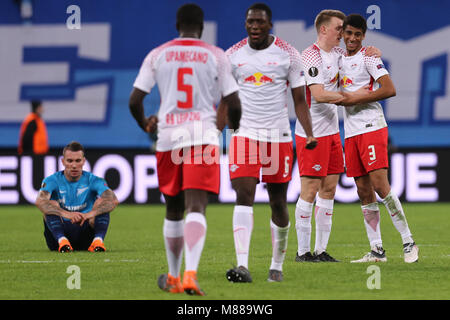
43,215,72,252
266,182,290,282
87,213,110,252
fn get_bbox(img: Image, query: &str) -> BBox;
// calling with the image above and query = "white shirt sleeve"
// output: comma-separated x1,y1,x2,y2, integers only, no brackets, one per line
364,56,389,81
288,47,306,88
301,48,324,86
133,51,156,93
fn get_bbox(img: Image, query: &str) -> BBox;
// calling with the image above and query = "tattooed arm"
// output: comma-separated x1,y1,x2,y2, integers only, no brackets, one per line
35,190,84,224
81,189,119,224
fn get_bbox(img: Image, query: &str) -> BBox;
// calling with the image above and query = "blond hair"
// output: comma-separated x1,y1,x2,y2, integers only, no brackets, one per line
314,9,346,32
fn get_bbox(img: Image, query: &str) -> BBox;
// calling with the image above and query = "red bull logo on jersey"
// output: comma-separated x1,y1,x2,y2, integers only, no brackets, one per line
329,73,339,84
244,72,273,86
340,76,353,88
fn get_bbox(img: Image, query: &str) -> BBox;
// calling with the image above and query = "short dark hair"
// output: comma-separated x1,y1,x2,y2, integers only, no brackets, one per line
176,3,204,29
63,141,85,157
343,14,367,34
246,3,272,22
31,100,41,113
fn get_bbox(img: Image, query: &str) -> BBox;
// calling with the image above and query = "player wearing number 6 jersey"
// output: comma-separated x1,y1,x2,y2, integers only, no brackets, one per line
338,14,418,263
130,4,242,295
219,3,316,283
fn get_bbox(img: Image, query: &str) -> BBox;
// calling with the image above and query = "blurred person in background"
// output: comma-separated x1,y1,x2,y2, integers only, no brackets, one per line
18,100,49,156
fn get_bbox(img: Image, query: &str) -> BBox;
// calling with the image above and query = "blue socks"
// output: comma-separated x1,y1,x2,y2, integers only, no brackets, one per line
45,215,65,241
94,213,110,240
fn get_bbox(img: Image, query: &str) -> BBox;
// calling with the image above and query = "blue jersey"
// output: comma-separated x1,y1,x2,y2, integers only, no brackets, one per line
40,171,110,216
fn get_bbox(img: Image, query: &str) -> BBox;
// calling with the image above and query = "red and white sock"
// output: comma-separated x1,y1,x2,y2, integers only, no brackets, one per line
361,202,382,250
233,205,253,268
163,219,184,278
382,191,413,244
184,212,207,272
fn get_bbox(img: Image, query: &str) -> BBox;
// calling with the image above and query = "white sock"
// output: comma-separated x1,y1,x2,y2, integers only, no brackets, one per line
184,212,207,272
58,236,68,244
361,202,382,249
314,196,334,254
270,220,290,271
233,205,253,268
295,197,313,255
382,191,413,244
163,219,184,278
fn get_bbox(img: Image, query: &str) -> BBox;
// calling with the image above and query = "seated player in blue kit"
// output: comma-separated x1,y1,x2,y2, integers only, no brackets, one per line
36,141,119,252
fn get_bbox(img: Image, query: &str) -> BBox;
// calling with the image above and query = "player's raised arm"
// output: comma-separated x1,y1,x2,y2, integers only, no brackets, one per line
35,190,83,224
292,86,317,149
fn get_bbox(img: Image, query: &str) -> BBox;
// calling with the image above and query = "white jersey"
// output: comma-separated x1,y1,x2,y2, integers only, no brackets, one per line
295,43,343,138
226,36,305,142
133,37,239,151
339,47,389,138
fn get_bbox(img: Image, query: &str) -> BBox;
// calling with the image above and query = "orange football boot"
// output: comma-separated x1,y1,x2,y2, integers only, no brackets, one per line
182,270,205,296
157,273,184,293
58,238,73,253
88,238,106,252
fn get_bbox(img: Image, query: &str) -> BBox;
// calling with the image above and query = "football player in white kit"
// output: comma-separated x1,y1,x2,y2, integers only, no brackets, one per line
220,3,316,283
129,4,242,295
338,14,419,263
294,10,348,263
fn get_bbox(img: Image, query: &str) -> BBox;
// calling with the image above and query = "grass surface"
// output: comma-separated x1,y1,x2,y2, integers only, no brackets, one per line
0,203,449,300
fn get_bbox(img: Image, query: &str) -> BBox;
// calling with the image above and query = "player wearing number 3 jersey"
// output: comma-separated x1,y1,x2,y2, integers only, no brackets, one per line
130,4,242,295
338,14,418,263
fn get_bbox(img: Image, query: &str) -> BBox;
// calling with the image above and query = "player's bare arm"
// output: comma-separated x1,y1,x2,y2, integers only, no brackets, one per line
81,189,119,225
309,83,345,104
339,74,396,106
129,87,158,133
36,190,83,224
216,98,228,132
221,92,241,131
292,86,317,149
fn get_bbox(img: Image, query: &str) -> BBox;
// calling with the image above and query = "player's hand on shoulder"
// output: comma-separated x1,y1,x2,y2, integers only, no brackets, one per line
365,46,381,58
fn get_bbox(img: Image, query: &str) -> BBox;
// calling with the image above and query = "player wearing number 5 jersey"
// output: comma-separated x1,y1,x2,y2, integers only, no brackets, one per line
220,3,316,283
130,4,242,295
338,14,418,263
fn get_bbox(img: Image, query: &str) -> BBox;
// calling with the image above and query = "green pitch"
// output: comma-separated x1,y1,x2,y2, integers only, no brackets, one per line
0,203,449,300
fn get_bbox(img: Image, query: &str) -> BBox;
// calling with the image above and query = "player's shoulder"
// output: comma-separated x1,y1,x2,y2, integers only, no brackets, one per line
361,47,385,68
273,37,300,56
226,37,248,56
301,44,322,65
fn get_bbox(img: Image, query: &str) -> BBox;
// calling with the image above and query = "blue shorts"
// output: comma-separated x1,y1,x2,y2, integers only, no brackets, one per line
43,219,95,251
